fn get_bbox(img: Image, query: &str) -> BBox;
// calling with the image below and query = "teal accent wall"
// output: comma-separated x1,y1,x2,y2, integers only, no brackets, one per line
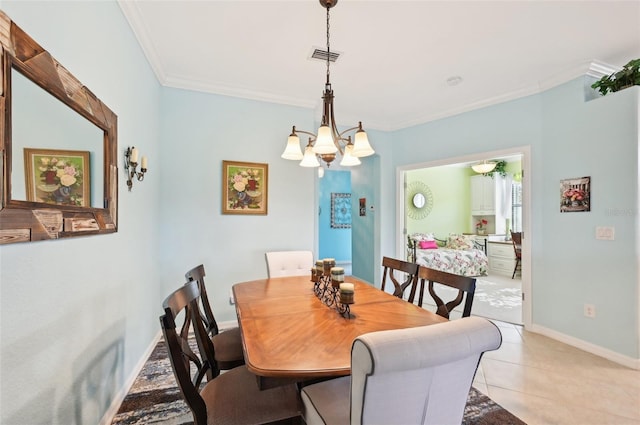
406,166,472,237
351,152,381,285
319,170,352,262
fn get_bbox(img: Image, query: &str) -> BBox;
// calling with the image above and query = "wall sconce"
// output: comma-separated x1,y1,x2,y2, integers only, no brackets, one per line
125,146,148,191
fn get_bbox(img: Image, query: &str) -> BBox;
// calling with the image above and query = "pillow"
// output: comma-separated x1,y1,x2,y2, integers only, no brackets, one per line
445,233,474,250
419,240,438,249
411,233,435,242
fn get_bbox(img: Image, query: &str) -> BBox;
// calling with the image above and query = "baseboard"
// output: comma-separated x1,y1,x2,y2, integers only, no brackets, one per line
529,323,640,370
98,330,163,425
218,319,239,331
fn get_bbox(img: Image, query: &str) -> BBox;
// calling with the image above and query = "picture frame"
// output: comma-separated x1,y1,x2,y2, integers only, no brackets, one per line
222,160,268,215
560,176,590,213
24,148,91,207
331,192,352,228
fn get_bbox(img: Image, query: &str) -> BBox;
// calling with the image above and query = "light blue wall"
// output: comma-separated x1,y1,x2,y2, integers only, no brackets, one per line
158,87,316,323
537,81,638,355
0,2,162,423
0,2,638,424
381,83,639,359
319,170,352,262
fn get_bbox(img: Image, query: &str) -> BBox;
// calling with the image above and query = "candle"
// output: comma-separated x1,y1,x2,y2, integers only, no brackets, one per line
339,283,354,292
130,147,138,163
339,282,354,304
331,267,345,282
141,156,148,169
323,258,335,275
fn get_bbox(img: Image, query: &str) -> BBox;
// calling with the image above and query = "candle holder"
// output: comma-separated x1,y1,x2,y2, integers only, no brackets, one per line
312,266,354,318
125,146,148,191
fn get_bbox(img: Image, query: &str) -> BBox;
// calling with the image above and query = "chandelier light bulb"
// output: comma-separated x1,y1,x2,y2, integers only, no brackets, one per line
300,144,321,168
313,124,338,154
281,133,303,160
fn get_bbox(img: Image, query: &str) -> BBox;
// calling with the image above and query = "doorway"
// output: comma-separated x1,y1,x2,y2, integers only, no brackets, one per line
318,169,352,274
396,147,531,328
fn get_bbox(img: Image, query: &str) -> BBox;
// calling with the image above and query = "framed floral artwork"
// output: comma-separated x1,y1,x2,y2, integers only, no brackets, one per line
222,160,268,215
331,192,351,228
24,148,91,207
560,176,590,213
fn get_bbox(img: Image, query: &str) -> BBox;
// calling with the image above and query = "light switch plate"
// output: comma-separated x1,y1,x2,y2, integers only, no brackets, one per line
595,226,615,240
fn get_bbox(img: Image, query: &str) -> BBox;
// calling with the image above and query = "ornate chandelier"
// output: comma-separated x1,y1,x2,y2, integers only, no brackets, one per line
281,0,375,168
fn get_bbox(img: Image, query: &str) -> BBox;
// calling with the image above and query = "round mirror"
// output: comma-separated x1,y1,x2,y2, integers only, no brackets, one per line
407,181,434,220
413,193,426,208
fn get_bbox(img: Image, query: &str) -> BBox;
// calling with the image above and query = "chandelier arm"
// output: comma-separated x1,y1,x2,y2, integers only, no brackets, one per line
294,129,318,139
337,126,360,139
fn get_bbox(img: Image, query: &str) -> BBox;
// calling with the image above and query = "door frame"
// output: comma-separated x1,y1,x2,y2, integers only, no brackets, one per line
395,145,532,329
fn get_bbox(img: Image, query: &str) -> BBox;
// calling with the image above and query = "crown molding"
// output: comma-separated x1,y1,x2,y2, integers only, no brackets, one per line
163,75,317,109
117,0,169,85
116,5,622,133
386,60,610,131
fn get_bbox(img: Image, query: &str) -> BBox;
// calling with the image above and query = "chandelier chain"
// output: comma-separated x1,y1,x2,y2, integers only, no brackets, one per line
326,5,331,84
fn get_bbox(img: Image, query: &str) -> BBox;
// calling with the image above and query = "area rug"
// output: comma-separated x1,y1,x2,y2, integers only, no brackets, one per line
111,337,526,425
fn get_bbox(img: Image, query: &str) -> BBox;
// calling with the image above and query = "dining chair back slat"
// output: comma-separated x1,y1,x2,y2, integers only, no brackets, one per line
381,256,419,300
185,264,245,370
411,266,477,319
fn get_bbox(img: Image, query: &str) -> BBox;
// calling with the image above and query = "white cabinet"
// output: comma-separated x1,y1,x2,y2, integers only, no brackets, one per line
471,175,497,215
487,242,516,277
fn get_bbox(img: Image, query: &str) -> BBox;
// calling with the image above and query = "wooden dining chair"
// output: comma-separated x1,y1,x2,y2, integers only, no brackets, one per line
185,264,244,370
381,256,419,300
510,231,522,279
160,280,301,425
300,317,502,425
410,266,477,319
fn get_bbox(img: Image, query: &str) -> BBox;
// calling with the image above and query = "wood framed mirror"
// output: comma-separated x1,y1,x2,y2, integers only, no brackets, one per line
0,11,118,244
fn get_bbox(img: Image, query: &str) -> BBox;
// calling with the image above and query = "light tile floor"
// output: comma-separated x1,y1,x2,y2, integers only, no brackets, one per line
474,320,640,425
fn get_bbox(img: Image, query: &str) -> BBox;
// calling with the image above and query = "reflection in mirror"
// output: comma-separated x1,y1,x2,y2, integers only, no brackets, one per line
11,69,104,208
0,10,118,244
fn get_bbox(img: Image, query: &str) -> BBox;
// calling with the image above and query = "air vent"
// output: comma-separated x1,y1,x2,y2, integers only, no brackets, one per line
310,48,340,62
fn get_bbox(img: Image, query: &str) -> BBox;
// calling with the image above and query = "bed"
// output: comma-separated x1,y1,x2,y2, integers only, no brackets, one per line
408,233,488,277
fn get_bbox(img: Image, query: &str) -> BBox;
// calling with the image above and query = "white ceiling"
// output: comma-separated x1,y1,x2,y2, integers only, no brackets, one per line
118,0,640,131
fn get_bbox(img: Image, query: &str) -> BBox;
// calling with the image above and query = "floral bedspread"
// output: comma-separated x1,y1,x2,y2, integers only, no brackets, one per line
415,248,488,277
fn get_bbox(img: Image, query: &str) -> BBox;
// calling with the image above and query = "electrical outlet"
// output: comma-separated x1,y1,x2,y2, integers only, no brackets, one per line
229,289,235,305
596,226,615,240
584,304,595,318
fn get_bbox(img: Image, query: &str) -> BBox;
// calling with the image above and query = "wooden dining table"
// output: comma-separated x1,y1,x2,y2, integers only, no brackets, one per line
232,275,447,388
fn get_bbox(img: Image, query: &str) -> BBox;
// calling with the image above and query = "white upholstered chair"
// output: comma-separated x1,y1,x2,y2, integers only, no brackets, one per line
301,317,502,425
265,250,314,278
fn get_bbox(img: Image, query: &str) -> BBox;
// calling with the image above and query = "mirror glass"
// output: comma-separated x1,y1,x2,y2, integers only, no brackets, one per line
413,192,426,209
11,69,104,208
1,10,118,245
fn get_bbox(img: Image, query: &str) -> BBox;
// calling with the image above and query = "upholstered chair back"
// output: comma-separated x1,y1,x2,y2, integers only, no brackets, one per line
350,317,502,424
265,250,313,278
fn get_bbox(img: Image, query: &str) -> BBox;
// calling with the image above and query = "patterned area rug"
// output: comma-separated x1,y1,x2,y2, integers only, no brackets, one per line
112,337,526,425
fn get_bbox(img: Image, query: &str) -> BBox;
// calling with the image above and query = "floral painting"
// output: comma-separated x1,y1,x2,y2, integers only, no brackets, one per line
560,176,590,213
222,160,268,215
24,148,90,207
